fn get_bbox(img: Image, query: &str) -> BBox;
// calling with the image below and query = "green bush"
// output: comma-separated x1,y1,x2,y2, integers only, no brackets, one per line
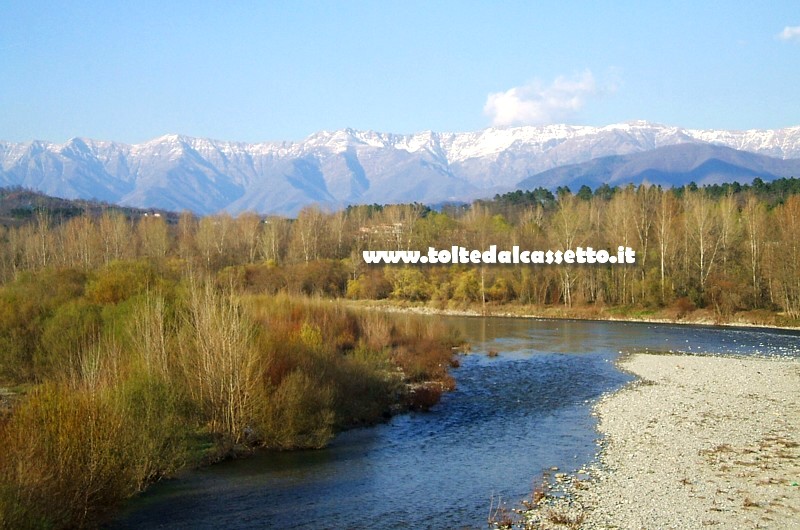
85,260,156,305
0,374,192,529
257,370,335,449
35,300,102,379
0,269,87,381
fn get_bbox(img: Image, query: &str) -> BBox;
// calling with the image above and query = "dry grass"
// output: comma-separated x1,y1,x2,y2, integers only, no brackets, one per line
544,507,586,528
488,496,516,529
0,280,459,528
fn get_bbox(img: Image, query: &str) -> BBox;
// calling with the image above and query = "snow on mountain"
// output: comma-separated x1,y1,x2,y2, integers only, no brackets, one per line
1,122,799,215
518,143,800,191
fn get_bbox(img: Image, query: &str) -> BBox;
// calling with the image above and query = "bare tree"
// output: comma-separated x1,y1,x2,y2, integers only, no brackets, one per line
235,212,262,264
685,191,722,293
742,193,767,306
604,192,634,304
632,185,657,300
59,215,100,269
97,211,133,264
773,196,800,317
291,207,326,263
180,279,259,441
655,191,679,302
136,216,170,259
196,214,235,269
259,216,291,263
551,194,589,307
177,211,198,262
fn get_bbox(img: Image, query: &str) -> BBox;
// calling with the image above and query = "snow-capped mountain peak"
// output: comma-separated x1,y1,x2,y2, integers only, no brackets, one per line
2,122,799,215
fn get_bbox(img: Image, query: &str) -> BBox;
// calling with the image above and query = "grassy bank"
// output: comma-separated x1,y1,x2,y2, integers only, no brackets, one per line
0,265,458,529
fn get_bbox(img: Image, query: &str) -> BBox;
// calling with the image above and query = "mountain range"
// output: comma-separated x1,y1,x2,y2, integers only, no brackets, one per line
2,121,799,215
518,143,800,191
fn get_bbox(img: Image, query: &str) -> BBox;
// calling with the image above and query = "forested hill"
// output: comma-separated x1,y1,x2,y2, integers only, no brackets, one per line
488,176,800,210
0,187,178,227
3,176,800,228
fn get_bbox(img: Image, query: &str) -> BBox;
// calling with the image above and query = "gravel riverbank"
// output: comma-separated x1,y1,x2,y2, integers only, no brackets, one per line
522,353,800,529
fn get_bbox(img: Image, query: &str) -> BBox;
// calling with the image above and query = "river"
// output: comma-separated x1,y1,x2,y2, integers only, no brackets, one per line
112,317,800,529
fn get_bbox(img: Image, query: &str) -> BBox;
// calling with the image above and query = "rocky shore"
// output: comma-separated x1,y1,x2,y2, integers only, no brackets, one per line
520,353,800,529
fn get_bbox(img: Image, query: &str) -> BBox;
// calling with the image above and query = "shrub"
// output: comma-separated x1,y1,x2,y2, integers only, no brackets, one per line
35,299,102,379
177,282,259,443
85,260,156,305
406,383,443,411
672,296,696,318
0,383,139,527
346,269,392,300
257,370,336,449
0,372,192,529
452,270,481,302
386,267,431,301
0,268,87,381
111,371,192,491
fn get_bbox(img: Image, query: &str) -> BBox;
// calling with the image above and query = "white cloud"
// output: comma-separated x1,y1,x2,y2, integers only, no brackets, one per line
484,70,601,127
777,25,800,42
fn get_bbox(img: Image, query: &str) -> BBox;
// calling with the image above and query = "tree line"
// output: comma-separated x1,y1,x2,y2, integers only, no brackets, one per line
2,178,799,322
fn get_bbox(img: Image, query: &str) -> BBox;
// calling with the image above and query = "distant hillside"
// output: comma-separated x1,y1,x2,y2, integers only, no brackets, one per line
518,144,800,190
0,187,179,227
2,122,800,215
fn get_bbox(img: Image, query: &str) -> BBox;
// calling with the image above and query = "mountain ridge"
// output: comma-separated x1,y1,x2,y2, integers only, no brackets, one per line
518,143,800,191
2,122,800,215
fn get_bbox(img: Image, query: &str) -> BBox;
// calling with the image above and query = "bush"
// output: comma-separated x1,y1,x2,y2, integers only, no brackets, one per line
0,268,87,381
35,300,102,379
288,260,349,297
85,260,156,305
406,383,443,411
0,383,140,527
112,372,192,491
0,277,459,526
671,296,696,318
452,269,481,302
386,267,431,301
0,374,191,529
257,370,335,449
346,269,392,299
242,262,287,294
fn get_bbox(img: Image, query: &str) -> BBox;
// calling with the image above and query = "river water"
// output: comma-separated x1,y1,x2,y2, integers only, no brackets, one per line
112,317,800,529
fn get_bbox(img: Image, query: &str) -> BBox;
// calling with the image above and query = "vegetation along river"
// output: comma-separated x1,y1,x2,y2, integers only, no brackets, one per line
112,316,800,529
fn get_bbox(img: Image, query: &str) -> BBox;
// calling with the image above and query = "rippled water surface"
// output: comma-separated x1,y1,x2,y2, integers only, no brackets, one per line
113,317,800,529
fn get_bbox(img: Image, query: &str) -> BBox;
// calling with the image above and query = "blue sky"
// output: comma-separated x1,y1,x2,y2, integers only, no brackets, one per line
1,1,798,143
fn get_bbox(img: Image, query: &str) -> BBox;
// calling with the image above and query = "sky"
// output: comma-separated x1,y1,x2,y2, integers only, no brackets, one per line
1,1,799,144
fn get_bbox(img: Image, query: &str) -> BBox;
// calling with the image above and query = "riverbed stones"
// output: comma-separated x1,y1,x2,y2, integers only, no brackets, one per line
574,354,800,528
